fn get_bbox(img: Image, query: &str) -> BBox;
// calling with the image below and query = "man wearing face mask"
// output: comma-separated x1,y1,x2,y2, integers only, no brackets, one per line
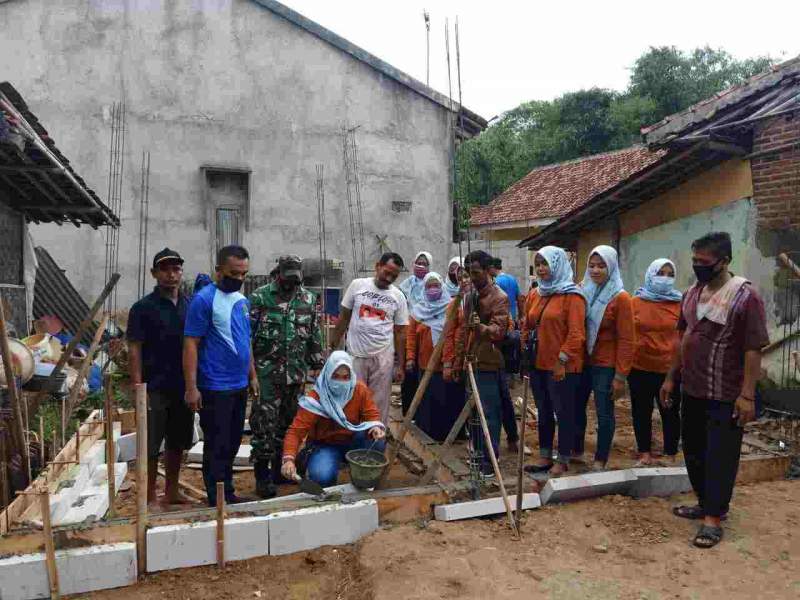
248,255,324,498
661,232,768,549
184,245,259,506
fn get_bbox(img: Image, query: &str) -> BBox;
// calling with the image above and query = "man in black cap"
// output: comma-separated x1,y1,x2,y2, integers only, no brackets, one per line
128,248,194,507
249,255,324,497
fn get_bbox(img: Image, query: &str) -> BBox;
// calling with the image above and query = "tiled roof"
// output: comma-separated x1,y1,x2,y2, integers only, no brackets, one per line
470,146,666,227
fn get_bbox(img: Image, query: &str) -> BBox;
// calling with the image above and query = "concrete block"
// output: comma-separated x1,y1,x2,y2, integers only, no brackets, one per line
187,442,251,466
146,516,270,572
233,483,360,512
55,463,127,526
79,463,128,498
434,493,541,521
540,470,638,505
0,543,136,600
49,464,91,523
268,499,379,556
80,440,106,472
117,432,137,462
628,467,692,499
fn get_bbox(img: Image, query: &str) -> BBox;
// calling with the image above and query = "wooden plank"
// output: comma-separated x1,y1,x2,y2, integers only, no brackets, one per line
104,374,116,519
135,383,148,574
40,490,61,599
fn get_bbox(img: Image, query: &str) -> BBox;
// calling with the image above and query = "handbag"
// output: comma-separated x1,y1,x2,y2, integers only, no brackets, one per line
524,295,553,370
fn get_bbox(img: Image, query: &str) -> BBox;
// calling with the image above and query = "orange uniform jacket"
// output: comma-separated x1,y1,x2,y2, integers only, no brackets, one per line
521,290,587,373
282,381,381,459
632,297,680,374
407,317,443,372
588,291,636,377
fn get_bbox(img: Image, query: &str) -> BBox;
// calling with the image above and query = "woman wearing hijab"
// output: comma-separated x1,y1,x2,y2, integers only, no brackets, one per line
445,256,463,298
400,251,433,414
630,259,682,465
406,273,455,440
574,245,636,470
521,247,586,476
281,351,386,487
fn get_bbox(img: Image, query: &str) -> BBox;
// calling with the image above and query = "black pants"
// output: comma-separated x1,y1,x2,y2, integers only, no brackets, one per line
401,368,419,415
628,369,681,456
198,388,247,506
499,370,519,443
682,395,744,518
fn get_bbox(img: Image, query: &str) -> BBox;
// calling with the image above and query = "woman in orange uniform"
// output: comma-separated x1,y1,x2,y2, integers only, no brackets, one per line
574,245,636,471
630,258,682,465
521,246,586,476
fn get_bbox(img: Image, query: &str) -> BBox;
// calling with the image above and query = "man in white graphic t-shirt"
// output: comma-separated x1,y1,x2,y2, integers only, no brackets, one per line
329,252,409,422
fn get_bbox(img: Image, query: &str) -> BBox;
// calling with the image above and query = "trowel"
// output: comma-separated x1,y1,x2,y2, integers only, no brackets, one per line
292,473,325,497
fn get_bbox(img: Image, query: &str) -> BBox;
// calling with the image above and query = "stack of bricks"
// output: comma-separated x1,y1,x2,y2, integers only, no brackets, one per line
751,114,800,230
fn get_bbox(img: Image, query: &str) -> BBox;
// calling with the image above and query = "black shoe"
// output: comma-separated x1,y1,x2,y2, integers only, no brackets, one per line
254,460,277,499
226,494,254,504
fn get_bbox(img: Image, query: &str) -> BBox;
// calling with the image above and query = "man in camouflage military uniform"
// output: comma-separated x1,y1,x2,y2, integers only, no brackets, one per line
249,255,324,497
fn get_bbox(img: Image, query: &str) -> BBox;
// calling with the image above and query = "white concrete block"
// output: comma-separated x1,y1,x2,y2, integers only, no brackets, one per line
434,493,541,521
146,516,270,572
268,499,379,556
49,464,91,523
117,432,137,462
628,467,692,499
187,442,251,466
79,463,128,498
80,440,106,472
0,543,136,600
540,470,638,505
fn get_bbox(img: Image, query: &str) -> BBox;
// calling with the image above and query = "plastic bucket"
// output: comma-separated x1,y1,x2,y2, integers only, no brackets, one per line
22,333,52,362
345,449,388,490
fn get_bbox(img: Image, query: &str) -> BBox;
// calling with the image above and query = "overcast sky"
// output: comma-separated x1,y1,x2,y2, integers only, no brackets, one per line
280,0,798,120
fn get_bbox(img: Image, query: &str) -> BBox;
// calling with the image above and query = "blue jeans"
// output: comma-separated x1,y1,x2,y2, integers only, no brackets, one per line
198,387,247,506
530,369,579,464
304,431,386,487
471,370,503,473
575,366,616,463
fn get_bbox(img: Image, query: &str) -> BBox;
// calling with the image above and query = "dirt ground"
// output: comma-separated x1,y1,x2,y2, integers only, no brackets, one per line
79,478,799,600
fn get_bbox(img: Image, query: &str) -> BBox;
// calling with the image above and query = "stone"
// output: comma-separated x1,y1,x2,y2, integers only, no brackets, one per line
146,516,270,572
592,544,609,553
539,470,638,505
187,442,251,466
627,467,692,499
268,499,379,556
0,543,136,600
434,493,541,522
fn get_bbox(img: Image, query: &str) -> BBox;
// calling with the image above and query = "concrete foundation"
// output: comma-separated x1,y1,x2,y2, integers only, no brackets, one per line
434,493,541,522
628,467,693,499
540,470,638,505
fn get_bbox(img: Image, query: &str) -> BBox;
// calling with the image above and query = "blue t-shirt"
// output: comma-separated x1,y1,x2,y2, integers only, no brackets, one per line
495,273,520,319
184,283,251,391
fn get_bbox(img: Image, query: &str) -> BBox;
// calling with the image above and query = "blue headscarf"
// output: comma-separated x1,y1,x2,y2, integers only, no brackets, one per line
298,351,384,432
444,256,462,297
410,272,451,345
582,245,625,354
535,246,583,297
399,251,433,308
635,258,682,303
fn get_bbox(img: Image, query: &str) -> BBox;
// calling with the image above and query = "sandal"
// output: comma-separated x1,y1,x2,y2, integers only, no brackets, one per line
693,524,723,548
673,505,704,520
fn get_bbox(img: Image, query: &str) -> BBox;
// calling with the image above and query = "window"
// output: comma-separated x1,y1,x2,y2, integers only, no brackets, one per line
201,166,250,264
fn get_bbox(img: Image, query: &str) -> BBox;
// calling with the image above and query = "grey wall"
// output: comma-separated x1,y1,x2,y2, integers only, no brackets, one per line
0,0,455,305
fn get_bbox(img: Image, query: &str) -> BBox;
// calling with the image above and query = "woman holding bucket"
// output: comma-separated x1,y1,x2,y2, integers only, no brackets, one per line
521,246,587,476
281,351,386,487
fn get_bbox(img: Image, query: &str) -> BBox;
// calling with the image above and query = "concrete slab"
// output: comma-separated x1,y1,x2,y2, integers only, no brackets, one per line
540,470,638,505
117,432,137,462
146,516,270,572
49,464,91,523
187,442,251,466
268,499,379,556
628,467,692,499
0,543,136,600
55,464,128,526
434,493,541,521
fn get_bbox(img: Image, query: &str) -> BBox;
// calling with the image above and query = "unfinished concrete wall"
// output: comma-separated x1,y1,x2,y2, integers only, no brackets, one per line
0,0,456,307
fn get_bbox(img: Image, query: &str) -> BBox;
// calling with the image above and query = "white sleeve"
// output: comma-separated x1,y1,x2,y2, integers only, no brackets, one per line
394,290,410,326
341,280,357,310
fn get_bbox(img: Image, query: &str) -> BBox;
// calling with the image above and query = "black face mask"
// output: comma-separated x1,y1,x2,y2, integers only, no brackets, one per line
218,276,244,293
693,259,722,284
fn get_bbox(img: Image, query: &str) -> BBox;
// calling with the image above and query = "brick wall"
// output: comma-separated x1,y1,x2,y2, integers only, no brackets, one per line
750,115,800,229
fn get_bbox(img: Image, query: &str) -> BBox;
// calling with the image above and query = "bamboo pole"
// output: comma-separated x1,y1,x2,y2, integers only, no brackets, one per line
379,296,462,487
135,383,148,575
1,432,9,532
39,416,45,469
40,489,61,599
514,375,530,530
75,420,80,463
104,374,116,519
23,394,31,483
466,362,519,539
216,482,225,568
0,295,30,486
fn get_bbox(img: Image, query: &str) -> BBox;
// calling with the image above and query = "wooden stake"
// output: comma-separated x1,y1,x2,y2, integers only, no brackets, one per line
515,375,530,530
39,416,45,468
466,362,519,539
379,296,462,487
216,481,225,568
104,374,116,519
39,489,61,599
61,395,65,447
1,432,10,532
23,394,31,483
135,383,148,575
75,420,80,463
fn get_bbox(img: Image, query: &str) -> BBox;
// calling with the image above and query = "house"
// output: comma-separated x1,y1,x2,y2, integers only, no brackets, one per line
469,146,665,289
0,0,485,306
0,82,118,336
518,56,800,389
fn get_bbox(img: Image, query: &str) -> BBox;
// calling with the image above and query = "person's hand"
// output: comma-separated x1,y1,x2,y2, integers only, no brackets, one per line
469,313,481,328
553,362,566,382
369,426,386,441
732,394,756,427
249,375,260,399
612,378,626,398
185,388,202,412
406,360,415,372
393,364,405,384
281,459,297,481
659,377,674,408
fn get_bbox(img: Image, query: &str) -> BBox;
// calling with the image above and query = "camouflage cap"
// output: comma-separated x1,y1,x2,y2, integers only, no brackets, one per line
278,254,303,278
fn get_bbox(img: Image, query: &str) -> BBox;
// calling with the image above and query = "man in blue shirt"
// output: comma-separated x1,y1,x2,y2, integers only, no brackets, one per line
490,258,523,324
183,245,259,505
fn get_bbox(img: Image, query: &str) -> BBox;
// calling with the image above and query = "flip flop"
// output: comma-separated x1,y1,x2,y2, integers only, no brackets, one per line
672,505,728,521
693,524,723,549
